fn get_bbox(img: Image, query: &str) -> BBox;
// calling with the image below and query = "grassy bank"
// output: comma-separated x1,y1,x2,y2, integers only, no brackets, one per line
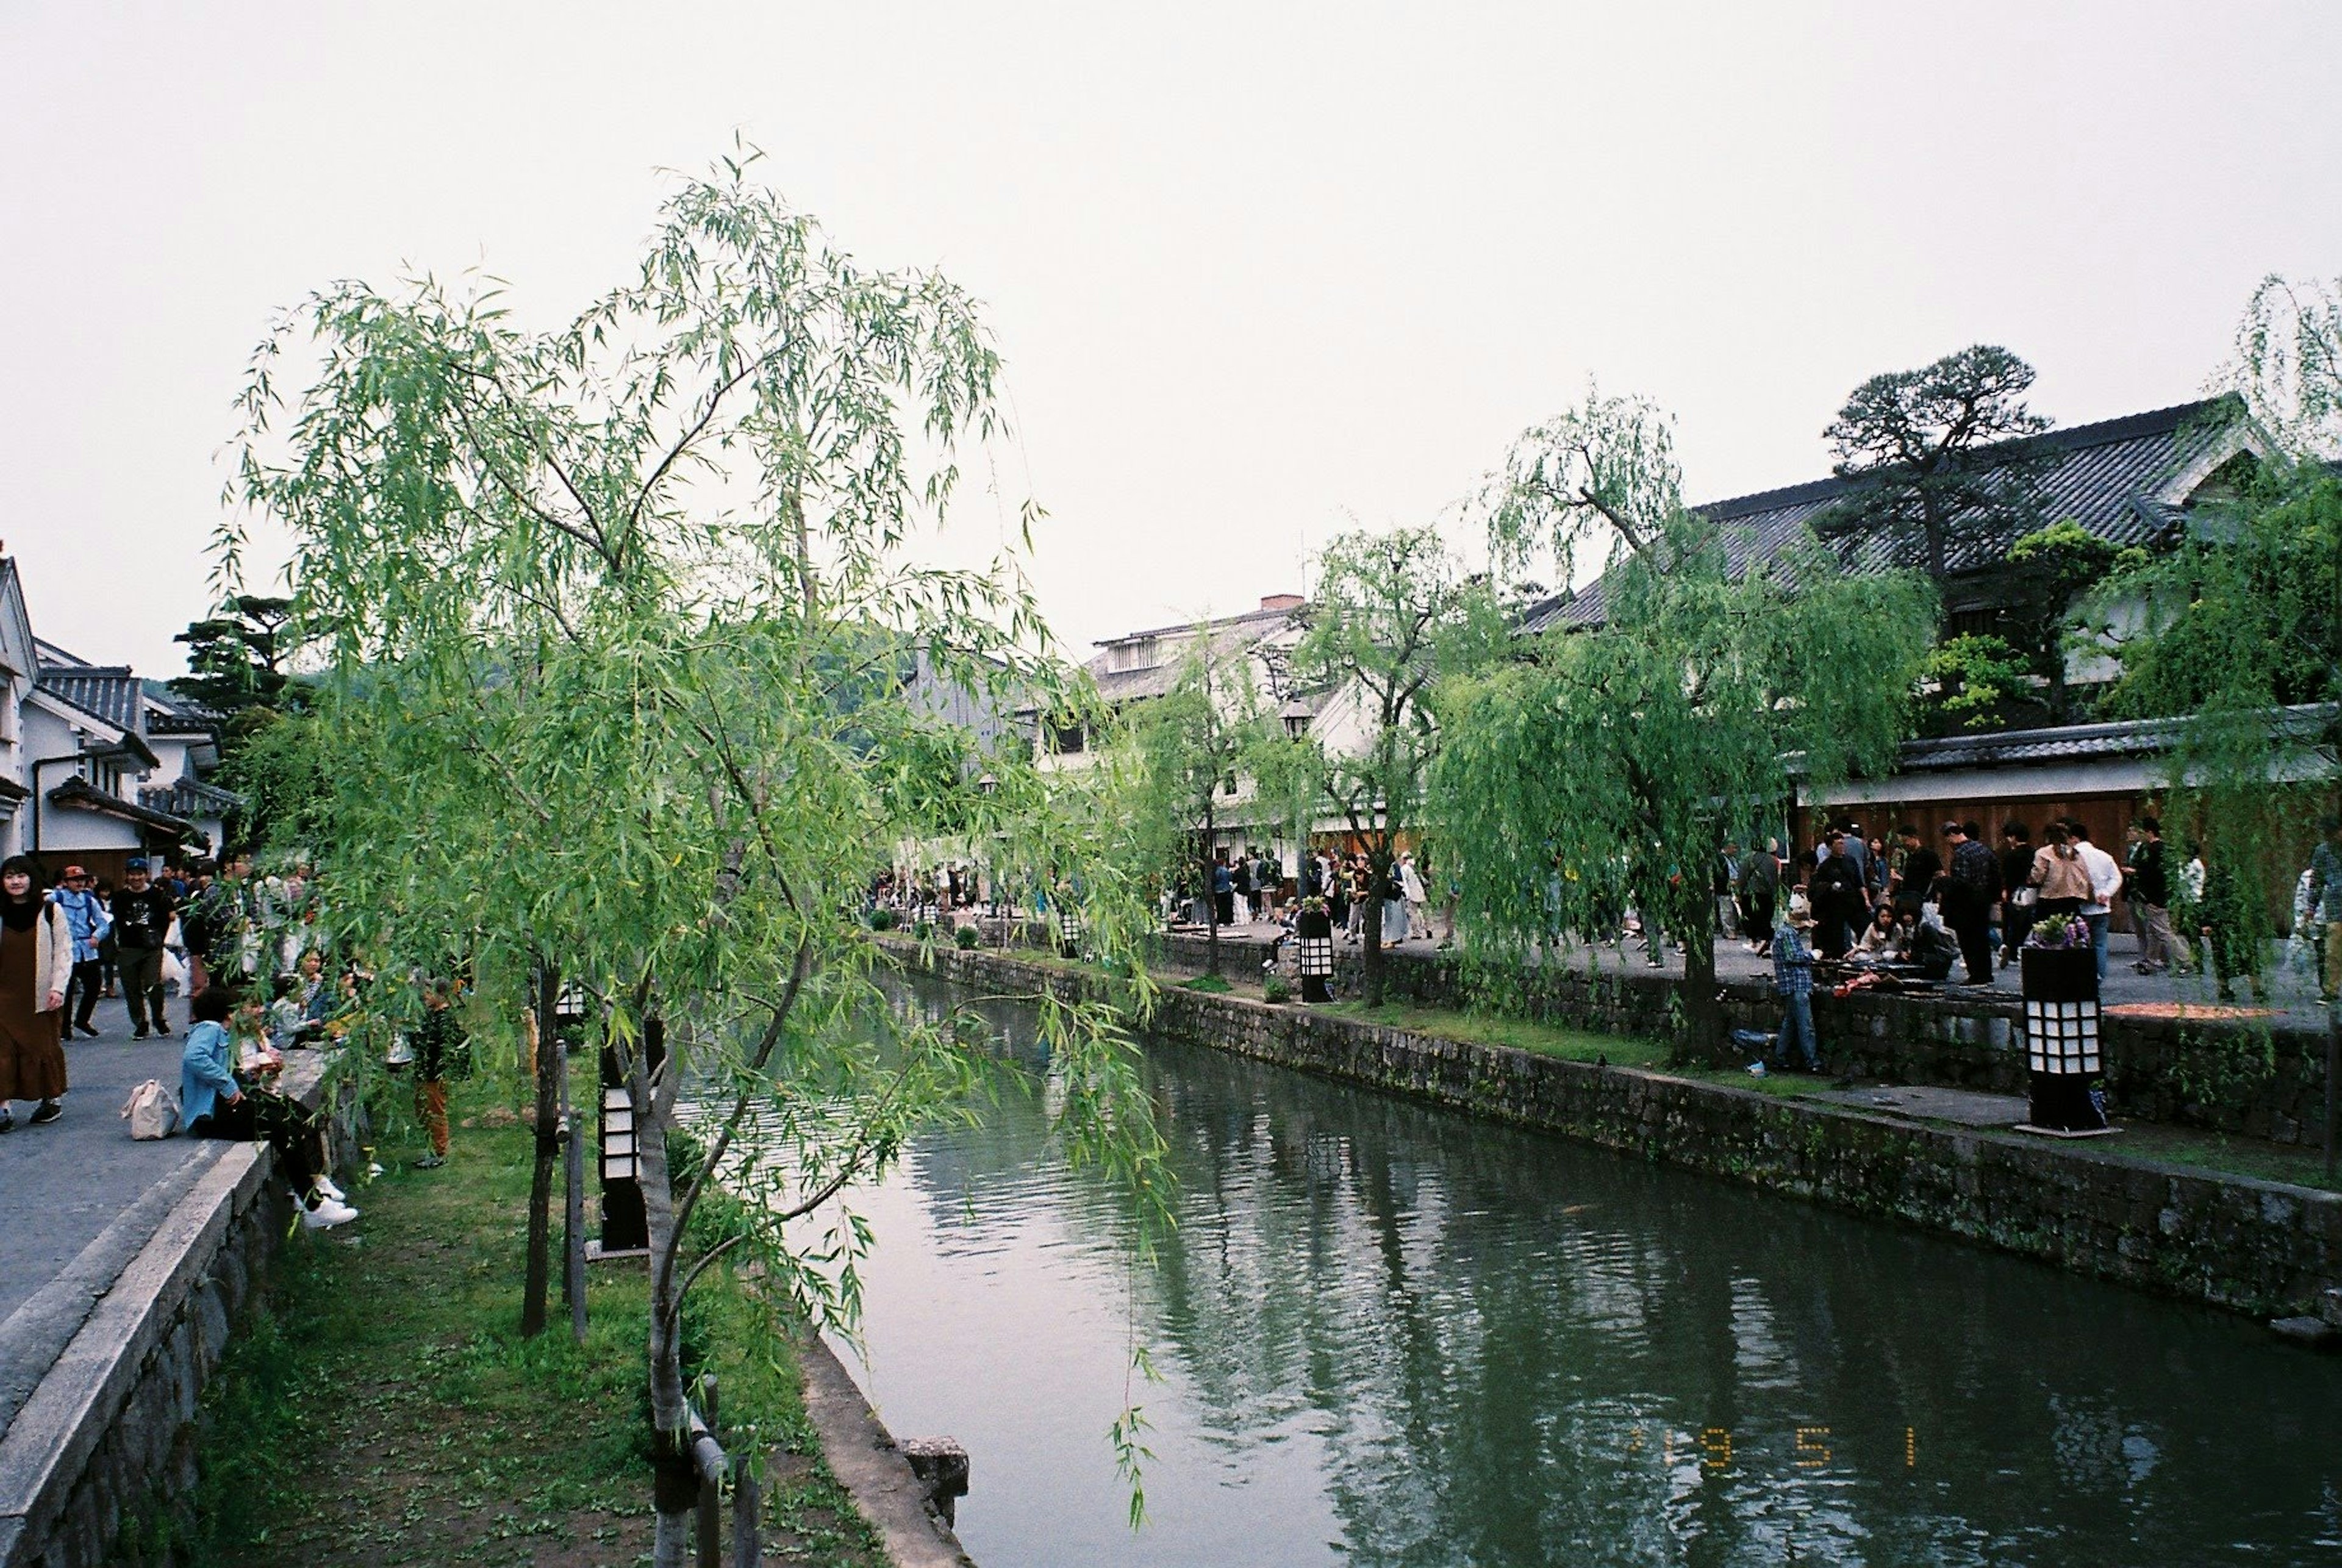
169,1088,884,1568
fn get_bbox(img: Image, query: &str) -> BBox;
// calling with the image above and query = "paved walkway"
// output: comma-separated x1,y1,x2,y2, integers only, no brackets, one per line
0,994,235,1438
1186,918,2335,1029
0,995,222,1327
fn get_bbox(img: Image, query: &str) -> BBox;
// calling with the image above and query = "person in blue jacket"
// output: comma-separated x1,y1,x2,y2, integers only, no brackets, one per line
182,986,356,1227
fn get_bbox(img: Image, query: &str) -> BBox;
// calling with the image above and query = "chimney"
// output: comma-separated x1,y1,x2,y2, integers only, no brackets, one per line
1259,593,1304,613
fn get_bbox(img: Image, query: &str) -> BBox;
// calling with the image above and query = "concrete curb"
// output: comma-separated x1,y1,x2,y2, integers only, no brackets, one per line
0,1054,329,1567
790,1323,975,1567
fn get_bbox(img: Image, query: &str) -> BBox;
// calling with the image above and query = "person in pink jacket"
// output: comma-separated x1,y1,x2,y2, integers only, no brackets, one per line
0,854,73,1132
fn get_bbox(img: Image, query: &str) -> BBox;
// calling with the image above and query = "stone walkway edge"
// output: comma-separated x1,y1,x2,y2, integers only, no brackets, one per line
0,1056,324,1568
893,940,2342,1327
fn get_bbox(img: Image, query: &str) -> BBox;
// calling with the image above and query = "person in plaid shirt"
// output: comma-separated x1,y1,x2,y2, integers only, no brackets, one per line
1771,897,1821,1072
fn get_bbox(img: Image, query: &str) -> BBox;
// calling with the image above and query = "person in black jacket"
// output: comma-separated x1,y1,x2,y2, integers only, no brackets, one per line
1890,825,1941,924
1808,829,1866,959
111,859,179,1038
1941,822,2002,986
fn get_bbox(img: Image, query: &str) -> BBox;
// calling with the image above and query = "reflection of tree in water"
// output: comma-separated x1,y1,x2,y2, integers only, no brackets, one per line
886,980,2342,1566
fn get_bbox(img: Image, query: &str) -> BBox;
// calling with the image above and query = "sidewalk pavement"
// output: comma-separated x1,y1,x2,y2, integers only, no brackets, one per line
1194,916,2334,1031
0,995,221,1330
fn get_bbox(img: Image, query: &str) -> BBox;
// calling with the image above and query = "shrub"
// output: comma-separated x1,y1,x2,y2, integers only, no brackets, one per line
1182,972,1233,993
868,907,898,931
1262,973,1294,1004
954,924,979,950
913,922,936,942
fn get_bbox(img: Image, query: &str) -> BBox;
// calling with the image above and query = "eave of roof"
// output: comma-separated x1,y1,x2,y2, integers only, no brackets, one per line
24,686,161,766
45,778,196,836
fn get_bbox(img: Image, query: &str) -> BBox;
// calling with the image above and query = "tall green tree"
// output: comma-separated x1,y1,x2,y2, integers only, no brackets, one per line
1286,527,1502,1007
1821,344,2053,581
171,593,294,717
2098,274,2342,1166
1444,392,1936,1056
1924,519,2144,729
227,157,1166,1557
1125,628,1278,976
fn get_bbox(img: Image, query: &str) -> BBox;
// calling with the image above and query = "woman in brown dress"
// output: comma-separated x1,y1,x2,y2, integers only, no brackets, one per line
0,854,72,1132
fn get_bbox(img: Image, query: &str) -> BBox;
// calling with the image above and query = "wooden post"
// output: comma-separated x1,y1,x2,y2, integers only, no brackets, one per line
2324,1001,2337,1180
696,1375,722,1568
731,1464,762,1568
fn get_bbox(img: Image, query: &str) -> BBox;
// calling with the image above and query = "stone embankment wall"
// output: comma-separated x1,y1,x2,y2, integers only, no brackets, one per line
1139,929,2335,1150
0,1062,335,1568
901,942,2342,1322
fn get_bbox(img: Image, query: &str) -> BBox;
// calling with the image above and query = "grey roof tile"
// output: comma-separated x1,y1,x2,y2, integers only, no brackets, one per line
1522,396,2246,633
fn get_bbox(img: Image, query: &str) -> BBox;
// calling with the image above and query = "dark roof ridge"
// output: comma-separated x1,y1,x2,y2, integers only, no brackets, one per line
1096,601,1305,648
1691,393,2243,523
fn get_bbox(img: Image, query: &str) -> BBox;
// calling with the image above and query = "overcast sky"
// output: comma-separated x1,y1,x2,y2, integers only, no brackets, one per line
6,1,2339,680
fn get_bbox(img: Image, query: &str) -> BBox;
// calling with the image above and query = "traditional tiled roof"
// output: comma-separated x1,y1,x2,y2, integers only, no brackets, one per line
38,664,146,732
141,679,221,737
1522,396,2252,634
1809,703,2335,777
45,777,196,837
140,776,246,819
1079,601,1308,707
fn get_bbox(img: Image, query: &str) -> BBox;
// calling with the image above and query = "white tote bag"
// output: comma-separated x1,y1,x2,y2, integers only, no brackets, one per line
120,1079,182,1140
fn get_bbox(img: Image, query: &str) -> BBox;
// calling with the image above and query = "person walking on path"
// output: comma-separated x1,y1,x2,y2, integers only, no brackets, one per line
2069,822,2124,982
110,857,179,1038
1738,839,1780,953
1399,852,1429,943
2307,815,2342,1004
2124,818,2189,976
0,855,73,1132
2029,822,2091,922
410,977,467,1169
1942,821,2001,987
48,865,110,1039
1999,823,2037,963
1770,898,1821,1072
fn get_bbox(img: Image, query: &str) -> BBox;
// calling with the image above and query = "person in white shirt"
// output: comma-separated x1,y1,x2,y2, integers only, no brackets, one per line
2068,821,2125,982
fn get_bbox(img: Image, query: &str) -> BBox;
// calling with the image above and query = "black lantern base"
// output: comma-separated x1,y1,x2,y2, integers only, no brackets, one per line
2019,947,2113,1136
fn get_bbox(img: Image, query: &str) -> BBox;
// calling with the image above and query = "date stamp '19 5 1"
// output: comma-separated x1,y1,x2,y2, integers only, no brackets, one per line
1619,1425,1918,1473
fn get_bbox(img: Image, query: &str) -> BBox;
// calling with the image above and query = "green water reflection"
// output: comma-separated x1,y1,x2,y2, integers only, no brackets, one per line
815,981,2342,1566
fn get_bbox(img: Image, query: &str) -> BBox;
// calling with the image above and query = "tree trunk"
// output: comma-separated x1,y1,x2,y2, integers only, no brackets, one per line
563,1039,589,1344
1677,878,1724,1065
1202,807,1221,977
634,1017,697,1568
521,963,561,1337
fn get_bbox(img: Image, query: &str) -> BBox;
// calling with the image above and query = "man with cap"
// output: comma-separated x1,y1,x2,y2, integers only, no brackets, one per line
111,858,179,1038
48,865,111,1039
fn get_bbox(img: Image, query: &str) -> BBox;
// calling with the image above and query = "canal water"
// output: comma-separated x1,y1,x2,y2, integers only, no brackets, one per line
789,978,2342,1566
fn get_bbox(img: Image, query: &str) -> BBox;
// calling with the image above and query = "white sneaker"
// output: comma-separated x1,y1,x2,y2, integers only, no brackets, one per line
313,1175,348,1204
303,1197,360,1228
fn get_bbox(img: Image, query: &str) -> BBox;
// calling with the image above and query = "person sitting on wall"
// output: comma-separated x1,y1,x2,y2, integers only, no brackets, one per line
1855,902,1909,959
1902,905,1962,983
182,984,356,1227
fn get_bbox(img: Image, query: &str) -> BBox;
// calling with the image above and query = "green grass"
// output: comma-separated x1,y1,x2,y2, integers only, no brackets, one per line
1180,972,1234,993
1319,1000,1672,1069
170,1087,884,1568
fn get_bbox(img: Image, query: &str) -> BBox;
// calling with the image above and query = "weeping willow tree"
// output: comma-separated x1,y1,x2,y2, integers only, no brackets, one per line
1284,527,1505,1006
226,155,1167,1558
1119,627,1281,976
1437,392,1936,1057
2094,274,2341,1163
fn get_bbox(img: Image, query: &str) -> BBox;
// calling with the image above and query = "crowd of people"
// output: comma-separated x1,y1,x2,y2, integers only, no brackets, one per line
0,848,470,1232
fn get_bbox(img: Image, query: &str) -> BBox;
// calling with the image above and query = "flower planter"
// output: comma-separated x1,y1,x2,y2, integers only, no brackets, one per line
2019,945,2111,1136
